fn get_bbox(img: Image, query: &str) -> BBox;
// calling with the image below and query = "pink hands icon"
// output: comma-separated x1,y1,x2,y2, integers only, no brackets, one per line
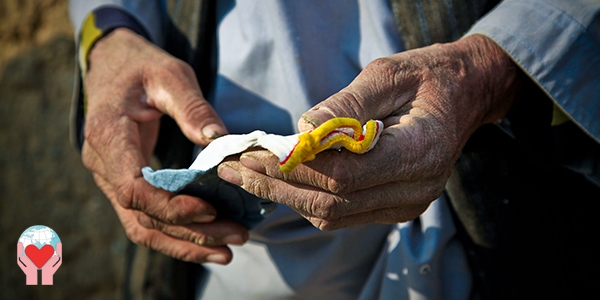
17,242,62,285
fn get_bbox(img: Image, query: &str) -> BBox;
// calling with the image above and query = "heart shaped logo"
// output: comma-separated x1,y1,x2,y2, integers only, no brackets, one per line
25,244,54,269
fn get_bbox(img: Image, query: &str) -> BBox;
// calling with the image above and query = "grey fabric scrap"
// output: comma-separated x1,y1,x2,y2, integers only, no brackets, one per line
142,166,276,228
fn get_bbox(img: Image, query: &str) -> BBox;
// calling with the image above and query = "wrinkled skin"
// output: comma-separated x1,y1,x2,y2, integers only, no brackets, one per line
218,34,523,231
82,28,248,264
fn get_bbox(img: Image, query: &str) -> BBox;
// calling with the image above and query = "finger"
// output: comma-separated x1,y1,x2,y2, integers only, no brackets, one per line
110,194,238,264
303,204,430,231
96,171,247,247
17,242,22,258
143,59,228,146
219,160,443,222
56,242,62,256
298,57,418,131
93,173,217,225
132,210,249,246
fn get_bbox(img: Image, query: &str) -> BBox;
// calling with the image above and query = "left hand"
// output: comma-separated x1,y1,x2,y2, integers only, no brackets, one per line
217,35,524,230
82,29,247,264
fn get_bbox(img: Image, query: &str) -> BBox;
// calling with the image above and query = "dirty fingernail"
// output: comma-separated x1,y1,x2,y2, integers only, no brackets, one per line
206,254,228,264
223,234,244,245
202,123,226,140
299,110,335,131
218,164,243,186
192,213,216,223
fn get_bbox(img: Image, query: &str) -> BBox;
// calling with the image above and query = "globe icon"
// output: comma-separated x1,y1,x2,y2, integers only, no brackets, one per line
18,225,61,256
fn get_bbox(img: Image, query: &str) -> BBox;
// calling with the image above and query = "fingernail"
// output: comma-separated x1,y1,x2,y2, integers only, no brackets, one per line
202,123,226,140
240,155,266,173
206,254,228,264
223,234,244,245
218,164,243,186
299,109,335,132
192,213,216,223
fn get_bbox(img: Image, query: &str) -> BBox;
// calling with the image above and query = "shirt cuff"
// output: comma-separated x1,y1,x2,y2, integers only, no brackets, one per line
466,0,600,142
78,6,151,75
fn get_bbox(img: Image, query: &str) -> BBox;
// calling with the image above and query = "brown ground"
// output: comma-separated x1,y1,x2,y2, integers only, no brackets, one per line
0,0,127,298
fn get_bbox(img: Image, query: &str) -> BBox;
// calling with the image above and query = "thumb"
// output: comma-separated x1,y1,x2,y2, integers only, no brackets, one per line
298,89,370,132
45,254,61,269
145,60,228,146
17,242,23,258
298,58,410,132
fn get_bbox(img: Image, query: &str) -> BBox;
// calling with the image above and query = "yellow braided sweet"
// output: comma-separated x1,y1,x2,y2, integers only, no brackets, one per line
279,118,381,173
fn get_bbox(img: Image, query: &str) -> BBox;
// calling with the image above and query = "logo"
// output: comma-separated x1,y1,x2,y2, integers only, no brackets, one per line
17,225,62,285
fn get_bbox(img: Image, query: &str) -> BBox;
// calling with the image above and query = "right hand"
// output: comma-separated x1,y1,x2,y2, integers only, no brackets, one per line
219,35,522,230
82,28,248,264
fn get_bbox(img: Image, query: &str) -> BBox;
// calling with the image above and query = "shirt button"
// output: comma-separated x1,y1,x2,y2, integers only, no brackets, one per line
419,264,432,275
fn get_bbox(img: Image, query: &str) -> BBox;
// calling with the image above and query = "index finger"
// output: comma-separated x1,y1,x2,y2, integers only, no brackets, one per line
112,202,235,264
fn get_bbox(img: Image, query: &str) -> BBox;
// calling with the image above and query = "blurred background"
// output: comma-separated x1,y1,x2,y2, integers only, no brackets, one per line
0,0,128,298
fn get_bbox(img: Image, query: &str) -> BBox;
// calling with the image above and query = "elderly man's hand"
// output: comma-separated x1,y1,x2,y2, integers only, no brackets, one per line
218,35,522,230
82,28,248,264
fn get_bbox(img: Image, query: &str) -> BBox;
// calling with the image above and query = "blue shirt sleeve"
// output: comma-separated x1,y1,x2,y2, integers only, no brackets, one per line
69,0,165,47
466,0,600,142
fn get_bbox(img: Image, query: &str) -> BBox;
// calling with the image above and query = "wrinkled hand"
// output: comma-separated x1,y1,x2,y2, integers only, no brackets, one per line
218,35,522,230
41,242,62,285
17,242,37,285
82,28,248,264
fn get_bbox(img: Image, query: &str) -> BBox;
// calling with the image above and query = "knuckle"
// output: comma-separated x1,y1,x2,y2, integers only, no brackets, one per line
180,95,211,118
364,57,401,79
327,164,356,194
124,226,145,246
311,218,341,232
114,182,134,208
308,193,342,220
164,209,185,224
245,177,273,200
83,119,101,147
418,178,447,203
316,220,331,231
325,177,346,194
161,58,194,78
178,248,203,263
327,90,365,120
135,213,160,230
405,205,429,221
193,234,213,246
428,183,446,200
81,148,96,171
